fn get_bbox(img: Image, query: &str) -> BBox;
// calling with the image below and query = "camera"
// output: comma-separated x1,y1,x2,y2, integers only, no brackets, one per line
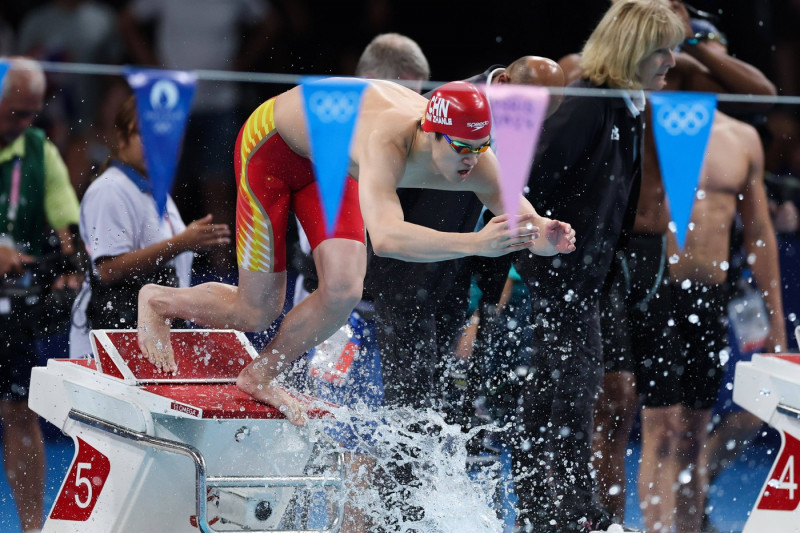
0,250,86,335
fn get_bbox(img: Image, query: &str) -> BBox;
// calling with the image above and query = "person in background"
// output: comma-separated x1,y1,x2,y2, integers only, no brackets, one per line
119,0,276,281
0,56,81,533
631,4,778,531
559,0,778,525
69,94,230,358
512,2,684,531
665,110,786,532
354,32,430,93
17,0,124,198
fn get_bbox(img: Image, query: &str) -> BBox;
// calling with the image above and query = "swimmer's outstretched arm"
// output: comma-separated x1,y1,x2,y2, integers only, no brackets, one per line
360,181,538,261
357,144,544,261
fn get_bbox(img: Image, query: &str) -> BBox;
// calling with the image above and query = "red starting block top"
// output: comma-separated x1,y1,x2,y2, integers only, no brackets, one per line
90,329,256,384
81,329,333,420
141,384,332,420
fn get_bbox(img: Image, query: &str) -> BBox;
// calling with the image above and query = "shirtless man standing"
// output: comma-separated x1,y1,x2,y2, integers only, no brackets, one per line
137,79,576,425
556,1,778,526
665,111,786,532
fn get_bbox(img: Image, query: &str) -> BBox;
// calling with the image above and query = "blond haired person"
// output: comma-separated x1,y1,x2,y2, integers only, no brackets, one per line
512,2,684,531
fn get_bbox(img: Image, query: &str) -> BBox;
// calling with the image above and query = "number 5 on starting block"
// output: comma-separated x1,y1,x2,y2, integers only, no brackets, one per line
49,438,111,521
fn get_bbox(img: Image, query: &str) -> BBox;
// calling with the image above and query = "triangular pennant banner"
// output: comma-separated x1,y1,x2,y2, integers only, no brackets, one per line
650,92,716,249
485,85,549,233
301,77,368,236
0,61,8,104
125,68,197,218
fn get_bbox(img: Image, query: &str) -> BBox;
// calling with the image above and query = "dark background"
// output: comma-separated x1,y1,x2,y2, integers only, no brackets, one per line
1,0,792,89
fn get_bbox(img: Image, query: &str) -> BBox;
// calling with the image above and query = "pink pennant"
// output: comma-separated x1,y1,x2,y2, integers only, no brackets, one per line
485,85,549,234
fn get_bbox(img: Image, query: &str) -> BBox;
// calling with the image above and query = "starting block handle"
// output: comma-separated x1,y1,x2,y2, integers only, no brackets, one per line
68,409,345,533
777,403,800,420
208,470,343,488
69,410,212,532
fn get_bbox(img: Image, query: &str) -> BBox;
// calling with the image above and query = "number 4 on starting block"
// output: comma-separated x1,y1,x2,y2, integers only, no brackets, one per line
745,431,800,532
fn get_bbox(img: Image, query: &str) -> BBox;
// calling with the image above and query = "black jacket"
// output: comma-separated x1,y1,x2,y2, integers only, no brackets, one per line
516,78,643,306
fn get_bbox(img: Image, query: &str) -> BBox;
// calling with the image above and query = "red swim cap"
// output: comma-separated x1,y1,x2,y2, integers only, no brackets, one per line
421,81,492,140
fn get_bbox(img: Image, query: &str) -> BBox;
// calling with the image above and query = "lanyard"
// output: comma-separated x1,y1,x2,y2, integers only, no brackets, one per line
110,159,153,194
109,159,177,237
6,156,21,233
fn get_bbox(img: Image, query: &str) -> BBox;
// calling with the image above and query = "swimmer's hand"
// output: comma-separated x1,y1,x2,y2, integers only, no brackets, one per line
543,218,576,254
476,213,539,257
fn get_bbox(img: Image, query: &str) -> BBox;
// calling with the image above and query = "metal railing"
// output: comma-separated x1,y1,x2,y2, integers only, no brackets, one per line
69,409,345,533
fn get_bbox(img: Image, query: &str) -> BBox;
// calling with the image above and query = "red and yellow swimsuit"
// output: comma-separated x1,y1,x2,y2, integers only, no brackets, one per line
234,97,365,273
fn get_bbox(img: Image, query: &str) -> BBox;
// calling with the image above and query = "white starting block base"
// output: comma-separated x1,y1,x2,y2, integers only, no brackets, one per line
29,330,343,533
734,352,800,532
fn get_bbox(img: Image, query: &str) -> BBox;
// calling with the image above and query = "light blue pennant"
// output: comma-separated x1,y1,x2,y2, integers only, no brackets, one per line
301,77,368,236
650,92,716,249
125,68,197,218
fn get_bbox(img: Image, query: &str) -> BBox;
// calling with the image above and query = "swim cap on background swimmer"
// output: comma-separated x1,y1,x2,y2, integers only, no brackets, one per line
421,81,492,140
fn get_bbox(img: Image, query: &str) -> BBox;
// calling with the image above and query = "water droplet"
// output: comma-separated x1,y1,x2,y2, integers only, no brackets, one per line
696,189,706,199
688,314,700,324
678,469,692,484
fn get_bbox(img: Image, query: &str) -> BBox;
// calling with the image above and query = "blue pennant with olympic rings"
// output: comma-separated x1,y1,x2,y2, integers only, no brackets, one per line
125,68,196,218
0,61,8,104
650,92,717,250
301,77,368,236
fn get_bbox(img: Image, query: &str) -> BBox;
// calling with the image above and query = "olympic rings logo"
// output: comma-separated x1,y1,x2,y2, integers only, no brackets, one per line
307,90,360,124
656,103,711,136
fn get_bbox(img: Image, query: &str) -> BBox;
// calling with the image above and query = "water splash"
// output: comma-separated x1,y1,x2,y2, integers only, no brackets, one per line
307,401,505,532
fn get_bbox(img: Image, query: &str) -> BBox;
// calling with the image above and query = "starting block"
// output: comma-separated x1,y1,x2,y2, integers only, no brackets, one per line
29,329,344,532
734,346,800,531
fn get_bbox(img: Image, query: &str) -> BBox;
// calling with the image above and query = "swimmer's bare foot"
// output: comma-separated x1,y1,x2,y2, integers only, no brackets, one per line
137,284,177,373
236,363,307,426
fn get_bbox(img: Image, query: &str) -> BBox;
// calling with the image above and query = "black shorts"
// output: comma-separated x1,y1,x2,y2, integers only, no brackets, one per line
0,314,38,402
601,234,714,408
669,281,729,410
600,234,676,375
